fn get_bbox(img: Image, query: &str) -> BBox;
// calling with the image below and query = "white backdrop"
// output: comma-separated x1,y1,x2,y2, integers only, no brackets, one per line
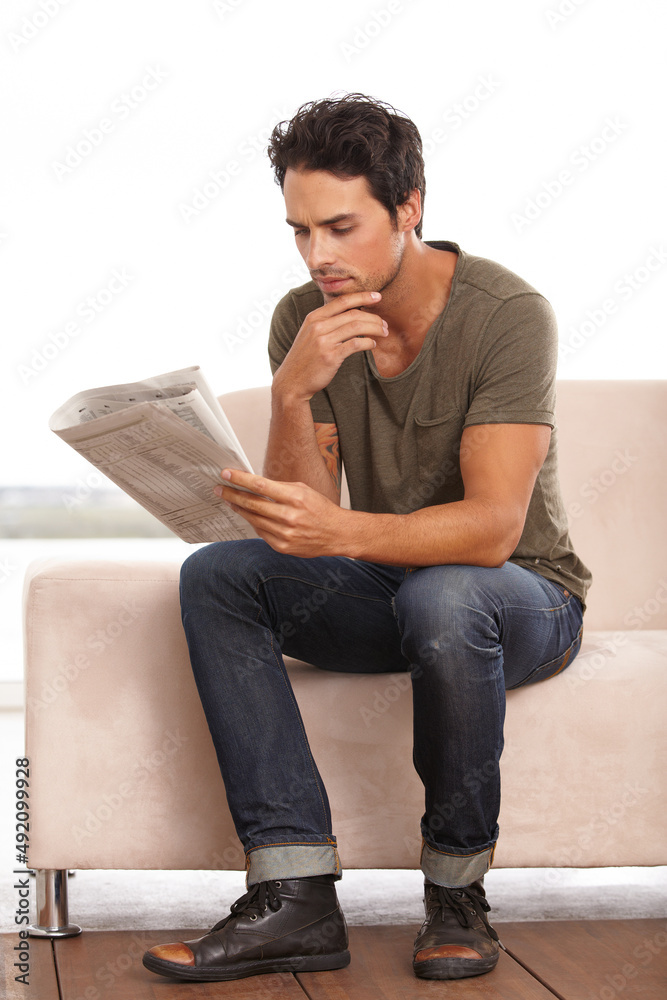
2,0,666,486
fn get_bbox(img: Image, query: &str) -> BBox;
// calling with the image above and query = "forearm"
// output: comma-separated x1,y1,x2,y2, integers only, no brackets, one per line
341,498,523,568
222,424,541,566
263,387,339,503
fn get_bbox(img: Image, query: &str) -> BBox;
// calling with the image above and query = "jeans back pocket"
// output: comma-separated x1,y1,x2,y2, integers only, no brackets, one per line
507,623,584,690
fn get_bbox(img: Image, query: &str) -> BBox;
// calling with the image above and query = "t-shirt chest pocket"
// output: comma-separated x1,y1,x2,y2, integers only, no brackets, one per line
414,410,464,491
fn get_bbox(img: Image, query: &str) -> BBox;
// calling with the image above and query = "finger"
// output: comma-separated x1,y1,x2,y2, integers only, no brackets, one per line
218,467,266,493
222,497,296,544
335,335,381,356
313,314,387,353
219,485,279,518
316,290,381,315
220,499,284,540
219,469,306,505
325,310,388,341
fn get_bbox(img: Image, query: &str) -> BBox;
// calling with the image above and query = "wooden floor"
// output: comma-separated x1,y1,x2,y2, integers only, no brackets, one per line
3,919,666,998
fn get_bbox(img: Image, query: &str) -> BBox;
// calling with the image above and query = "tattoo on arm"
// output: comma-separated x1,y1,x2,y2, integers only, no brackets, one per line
314,422,341,495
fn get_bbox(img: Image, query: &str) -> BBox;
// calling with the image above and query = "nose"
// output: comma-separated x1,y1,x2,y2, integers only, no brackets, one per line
304,230,335,273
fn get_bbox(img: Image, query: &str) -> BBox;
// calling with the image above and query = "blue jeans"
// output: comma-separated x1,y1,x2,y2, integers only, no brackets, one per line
180,539,583,888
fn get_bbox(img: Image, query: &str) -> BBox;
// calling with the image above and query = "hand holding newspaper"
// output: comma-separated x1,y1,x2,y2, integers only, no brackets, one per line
49,366,259,543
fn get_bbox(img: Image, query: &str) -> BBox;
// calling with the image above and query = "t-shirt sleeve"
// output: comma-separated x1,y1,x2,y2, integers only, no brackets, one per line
463,293,558,428
268,289,336,424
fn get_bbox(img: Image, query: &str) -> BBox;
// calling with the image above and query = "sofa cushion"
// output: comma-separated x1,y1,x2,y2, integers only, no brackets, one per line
23,560,667,871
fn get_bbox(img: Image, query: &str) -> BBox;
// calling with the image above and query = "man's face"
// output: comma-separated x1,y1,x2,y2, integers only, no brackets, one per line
283,168,405,300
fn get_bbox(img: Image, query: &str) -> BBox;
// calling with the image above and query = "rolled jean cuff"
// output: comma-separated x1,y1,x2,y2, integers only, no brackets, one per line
245,841,342,886
420,840,495,888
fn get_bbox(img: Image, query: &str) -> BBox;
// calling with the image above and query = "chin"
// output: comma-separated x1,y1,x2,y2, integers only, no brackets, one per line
332,281,362,297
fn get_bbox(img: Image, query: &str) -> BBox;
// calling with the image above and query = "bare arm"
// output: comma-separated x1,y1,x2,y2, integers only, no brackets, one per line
263,403,340,504
314,422,342,498
263,288,385,502
220,422,551,566
342,423,552,566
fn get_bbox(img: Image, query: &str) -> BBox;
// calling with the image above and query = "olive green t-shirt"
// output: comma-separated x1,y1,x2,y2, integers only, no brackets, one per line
268,240,592,607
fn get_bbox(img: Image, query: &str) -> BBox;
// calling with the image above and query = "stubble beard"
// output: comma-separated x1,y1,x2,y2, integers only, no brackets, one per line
322,234,406,301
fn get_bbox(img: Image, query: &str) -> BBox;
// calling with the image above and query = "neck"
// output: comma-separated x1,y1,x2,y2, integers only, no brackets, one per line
373,237,458,356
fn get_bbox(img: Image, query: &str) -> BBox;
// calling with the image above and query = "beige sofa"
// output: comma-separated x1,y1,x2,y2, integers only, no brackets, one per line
23,381,667,936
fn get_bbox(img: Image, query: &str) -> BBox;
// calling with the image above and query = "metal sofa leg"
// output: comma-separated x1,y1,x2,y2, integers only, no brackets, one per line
28,869,82,937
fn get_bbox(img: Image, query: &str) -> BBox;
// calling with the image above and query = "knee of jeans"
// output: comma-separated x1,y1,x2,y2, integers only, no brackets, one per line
180,539,265,603
395,567,495,628
394,567,498,659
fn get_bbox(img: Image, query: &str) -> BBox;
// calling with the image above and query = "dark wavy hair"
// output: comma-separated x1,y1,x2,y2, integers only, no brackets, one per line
267,93,425,239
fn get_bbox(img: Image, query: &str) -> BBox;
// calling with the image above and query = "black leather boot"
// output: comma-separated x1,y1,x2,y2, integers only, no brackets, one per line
412,877,500,980
142,875,350,981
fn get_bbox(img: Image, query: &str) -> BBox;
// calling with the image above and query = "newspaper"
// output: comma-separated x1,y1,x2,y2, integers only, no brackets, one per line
49,366,259,543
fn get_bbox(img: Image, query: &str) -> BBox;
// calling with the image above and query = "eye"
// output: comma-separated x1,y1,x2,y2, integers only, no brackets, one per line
331,227,353,235
294,228,308,237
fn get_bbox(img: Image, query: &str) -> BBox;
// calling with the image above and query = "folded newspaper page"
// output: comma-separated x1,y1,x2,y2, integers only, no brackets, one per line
49,366,259,543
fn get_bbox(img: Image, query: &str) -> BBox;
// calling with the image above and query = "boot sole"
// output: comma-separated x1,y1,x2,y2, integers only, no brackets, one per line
413,953,499,980
143,948,351,981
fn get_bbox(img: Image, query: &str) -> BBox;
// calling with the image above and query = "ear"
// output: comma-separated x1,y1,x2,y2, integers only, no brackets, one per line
396,189,422,233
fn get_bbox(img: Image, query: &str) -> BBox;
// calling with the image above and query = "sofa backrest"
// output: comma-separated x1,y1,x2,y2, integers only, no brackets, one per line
553,381,666,631
220,381,667,632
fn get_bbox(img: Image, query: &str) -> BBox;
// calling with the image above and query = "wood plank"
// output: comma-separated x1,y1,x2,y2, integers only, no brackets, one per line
297,924,558,999
17,918,667,1000
500,919,667,1000
54,928,308,999
1,934,59,1000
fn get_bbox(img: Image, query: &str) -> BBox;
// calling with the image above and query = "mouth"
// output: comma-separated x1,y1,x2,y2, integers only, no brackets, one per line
314,276,351,294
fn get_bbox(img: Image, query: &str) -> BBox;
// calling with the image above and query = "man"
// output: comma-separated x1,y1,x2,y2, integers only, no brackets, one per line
143,93,591,983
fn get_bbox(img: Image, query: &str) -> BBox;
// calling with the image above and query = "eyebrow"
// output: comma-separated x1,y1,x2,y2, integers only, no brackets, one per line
285,212,360,228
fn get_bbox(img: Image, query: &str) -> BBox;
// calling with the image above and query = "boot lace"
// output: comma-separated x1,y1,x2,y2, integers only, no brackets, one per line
432,883,499,943
209,880,283,933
